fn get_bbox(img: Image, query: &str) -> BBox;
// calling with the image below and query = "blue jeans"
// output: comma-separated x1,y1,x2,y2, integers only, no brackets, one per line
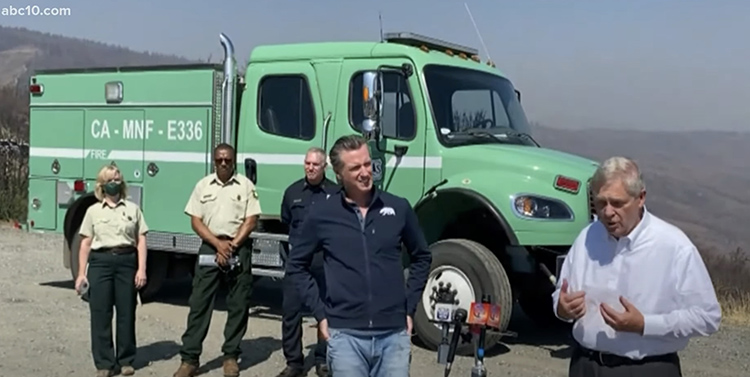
326,327,411,377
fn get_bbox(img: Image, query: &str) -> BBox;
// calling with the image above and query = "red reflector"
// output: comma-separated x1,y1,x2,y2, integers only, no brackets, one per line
554,175,580,193
73,180,85,192
29,84,43,94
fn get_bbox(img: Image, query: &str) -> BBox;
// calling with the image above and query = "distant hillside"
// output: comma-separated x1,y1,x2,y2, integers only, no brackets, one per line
0,25,198,88
534,125,750,252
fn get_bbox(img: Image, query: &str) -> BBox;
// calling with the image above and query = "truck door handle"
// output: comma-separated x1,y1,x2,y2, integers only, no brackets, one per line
244,158,257,184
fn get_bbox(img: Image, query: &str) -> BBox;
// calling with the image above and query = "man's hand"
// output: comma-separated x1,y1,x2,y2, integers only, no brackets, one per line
600,296,645,334
318,318,330,341
557,279,586,320
406,315,413,334
214,240,235,266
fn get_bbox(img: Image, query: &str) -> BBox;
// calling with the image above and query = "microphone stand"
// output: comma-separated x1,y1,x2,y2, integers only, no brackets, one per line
433,282,458,365
469,295,491,377
434,292,509,377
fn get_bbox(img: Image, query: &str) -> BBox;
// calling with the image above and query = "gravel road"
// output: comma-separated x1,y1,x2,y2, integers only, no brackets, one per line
0,225,748,377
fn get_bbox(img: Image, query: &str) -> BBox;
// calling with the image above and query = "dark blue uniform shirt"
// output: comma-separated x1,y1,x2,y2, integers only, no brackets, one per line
280,177,338,265
280,176,338,239
286,186,432,331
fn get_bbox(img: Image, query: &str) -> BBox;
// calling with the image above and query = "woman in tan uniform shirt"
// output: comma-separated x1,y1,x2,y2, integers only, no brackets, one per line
74,164,149,377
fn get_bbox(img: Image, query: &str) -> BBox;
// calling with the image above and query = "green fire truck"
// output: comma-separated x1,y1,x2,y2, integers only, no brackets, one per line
26,32,598,354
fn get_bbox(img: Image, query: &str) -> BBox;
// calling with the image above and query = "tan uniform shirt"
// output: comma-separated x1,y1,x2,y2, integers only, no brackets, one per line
184,173,262,237
79,199,149,250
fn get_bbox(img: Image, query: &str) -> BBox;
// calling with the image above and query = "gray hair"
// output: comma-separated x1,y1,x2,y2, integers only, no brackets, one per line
590,156,646,197
306,146,326,160
329,134,368,172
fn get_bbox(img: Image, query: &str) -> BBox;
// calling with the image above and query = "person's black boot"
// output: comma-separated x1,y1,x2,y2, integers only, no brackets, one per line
315,363,330,377
275,366,305,377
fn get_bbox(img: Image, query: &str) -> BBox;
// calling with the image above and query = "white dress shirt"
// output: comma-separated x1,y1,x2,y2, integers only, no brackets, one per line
551,208,722,360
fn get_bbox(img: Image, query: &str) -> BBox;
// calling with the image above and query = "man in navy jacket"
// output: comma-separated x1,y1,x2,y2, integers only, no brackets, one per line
286,134,432,377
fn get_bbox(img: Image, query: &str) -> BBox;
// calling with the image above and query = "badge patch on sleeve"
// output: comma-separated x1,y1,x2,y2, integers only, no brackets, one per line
252,190,258,199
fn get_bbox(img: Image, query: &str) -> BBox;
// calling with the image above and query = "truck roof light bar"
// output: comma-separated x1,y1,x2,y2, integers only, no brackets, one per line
383,31,479,57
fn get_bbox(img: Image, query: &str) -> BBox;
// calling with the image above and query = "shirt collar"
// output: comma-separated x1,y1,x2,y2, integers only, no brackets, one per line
210,172,239,186
102,198,125,208
608,206,651,250
339,185,381,209
303,176,328,190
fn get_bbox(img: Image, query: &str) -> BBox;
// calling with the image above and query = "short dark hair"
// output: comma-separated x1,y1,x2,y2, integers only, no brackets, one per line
214,143,235,158
329,134,368,172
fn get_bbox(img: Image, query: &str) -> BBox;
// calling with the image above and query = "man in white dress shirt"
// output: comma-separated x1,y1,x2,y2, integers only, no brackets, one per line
552,156,722,377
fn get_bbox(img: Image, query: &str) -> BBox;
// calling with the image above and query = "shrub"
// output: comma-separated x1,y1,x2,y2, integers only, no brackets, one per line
701,246,750,324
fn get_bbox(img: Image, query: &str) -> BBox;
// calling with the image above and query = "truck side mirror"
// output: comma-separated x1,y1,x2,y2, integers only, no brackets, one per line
362,71,382,135
515,89,521,103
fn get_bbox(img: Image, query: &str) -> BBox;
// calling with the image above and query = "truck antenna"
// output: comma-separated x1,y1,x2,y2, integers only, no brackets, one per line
464,2,492,62
379,11,384,42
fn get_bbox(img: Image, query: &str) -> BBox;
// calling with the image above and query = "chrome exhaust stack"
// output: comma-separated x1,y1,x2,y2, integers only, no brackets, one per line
219,33,236,146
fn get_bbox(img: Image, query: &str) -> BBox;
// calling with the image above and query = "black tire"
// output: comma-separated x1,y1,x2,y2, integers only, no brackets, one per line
413,239,513,356
69,226,83,280
139,250,169,301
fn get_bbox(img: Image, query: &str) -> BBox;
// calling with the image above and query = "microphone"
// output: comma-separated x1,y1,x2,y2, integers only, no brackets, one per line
434,282,457,365
444,308,467,377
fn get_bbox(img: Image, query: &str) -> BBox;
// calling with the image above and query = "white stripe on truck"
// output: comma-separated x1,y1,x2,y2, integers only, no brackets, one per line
28,147,442,168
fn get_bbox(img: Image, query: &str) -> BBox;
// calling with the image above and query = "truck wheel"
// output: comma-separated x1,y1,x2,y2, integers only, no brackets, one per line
69,227,83,281
413,239,513,356
139,250,168,301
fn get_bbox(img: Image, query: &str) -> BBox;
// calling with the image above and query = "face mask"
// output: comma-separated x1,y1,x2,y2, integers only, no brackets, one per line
104,182,121,196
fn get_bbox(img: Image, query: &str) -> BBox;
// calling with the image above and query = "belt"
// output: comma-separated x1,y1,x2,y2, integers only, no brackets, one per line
96,245,136,255
211,235,249,246
576,345,677,367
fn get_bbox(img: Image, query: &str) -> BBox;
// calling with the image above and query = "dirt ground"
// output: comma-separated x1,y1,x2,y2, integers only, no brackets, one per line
0,225,748,377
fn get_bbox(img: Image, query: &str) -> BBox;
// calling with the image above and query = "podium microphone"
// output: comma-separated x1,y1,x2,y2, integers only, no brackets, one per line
434,282,458,365
444,308,468,377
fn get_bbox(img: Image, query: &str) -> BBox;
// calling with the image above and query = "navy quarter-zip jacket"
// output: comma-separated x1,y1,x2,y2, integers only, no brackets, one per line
285,186,432,330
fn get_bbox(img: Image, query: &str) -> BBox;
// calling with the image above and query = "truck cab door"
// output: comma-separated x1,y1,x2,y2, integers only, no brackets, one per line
334,58,427,205
239,61,324,215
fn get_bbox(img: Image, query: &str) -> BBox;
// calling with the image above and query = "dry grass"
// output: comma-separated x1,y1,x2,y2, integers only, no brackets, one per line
702,246,750,325
0,158,28,221
0,84,28,221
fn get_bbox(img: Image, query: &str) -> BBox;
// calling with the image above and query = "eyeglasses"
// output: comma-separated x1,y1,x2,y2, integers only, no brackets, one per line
215,158,233,164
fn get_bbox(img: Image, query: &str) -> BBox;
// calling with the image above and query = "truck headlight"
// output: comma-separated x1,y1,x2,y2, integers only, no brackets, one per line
512,195,574,220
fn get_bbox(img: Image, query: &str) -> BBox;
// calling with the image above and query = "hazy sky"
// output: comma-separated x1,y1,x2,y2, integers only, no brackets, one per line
2,0,749,132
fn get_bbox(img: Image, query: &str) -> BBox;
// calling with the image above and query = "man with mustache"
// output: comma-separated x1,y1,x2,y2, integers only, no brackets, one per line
285,134,432,377
553,156,721,377
173,143,262,377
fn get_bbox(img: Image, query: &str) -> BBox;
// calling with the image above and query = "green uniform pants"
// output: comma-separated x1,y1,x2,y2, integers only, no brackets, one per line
179,240,254,365
87,248,138,370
